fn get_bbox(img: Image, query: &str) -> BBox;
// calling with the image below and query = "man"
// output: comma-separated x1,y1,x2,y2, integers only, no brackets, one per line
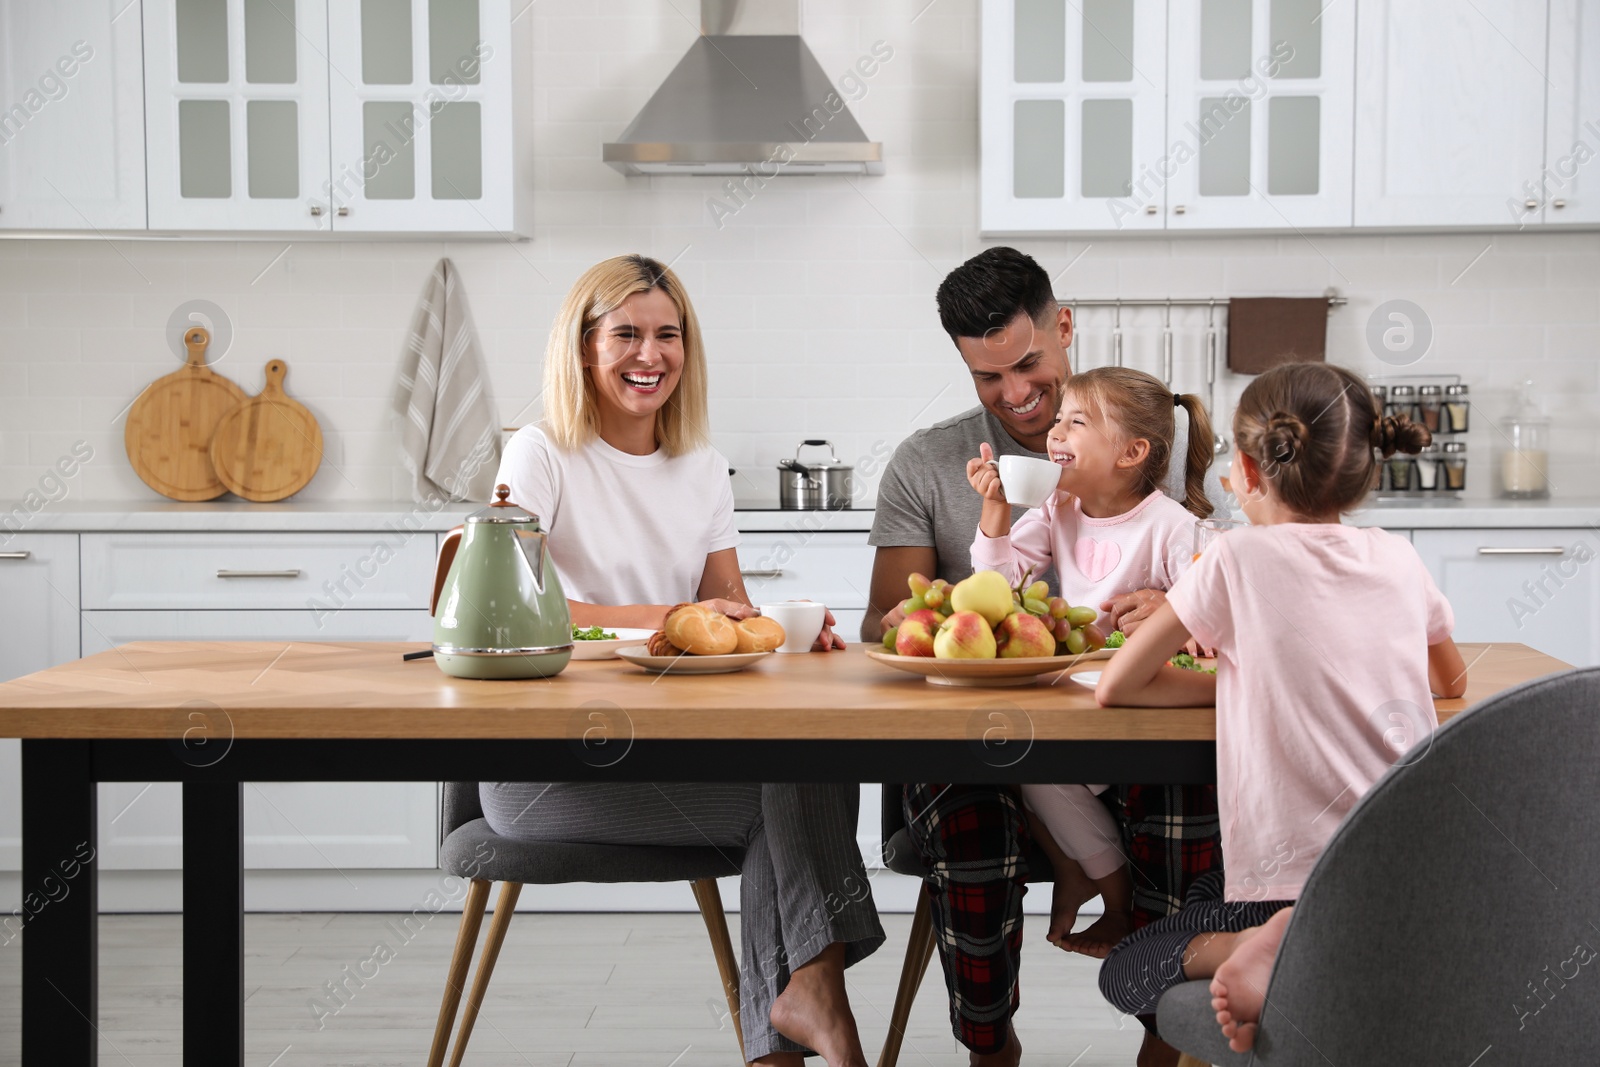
864,247,1221,1067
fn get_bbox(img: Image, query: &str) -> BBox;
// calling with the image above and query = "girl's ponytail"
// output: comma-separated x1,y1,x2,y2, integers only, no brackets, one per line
1177,393,1216,519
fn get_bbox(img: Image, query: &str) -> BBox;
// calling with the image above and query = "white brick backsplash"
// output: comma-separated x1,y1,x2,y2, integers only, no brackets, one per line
0,0,1598,504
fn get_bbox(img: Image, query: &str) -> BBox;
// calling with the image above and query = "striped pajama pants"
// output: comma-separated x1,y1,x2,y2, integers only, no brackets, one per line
480,781,885,1059
1098,870,1293,1017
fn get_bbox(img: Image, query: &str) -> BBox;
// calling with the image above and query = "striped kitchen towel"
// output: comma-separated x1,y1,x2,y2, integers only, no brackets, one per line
397,258,502,503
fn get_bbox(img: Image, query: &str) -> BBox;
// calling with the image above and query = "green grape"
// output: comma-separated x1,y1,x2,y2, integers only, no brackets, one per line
1066,606,1098,627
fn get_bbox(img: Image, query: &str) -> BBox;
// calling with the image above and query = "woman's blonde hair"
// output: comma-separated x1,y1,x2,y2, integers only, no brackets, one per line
1065,367,1215,518
542,254,710,456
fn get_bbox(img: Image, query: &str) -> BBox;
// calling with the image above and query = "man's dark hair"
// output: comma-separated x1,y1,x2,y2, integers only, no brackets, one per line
935,246,1057,341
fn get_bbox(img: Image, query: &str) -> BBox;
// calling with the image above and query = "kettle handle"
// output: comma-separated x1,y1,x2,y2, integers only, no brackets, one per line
431,525,463,616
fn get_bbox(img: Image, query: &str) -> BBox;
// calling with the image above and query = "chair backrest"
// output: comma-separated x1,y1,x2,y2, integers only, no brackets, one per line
880,783,906,861
1251,666,1600,1062
442,781,483,840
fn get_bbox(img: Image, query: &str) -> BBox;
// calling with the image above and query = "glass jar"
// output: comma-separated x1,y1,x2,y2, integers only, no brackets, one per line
1387,452,1416,492
1372,447,1388,492
1412,443,1442,491
1417,384,1443,433
1442,441,1468,491
1498,380,1550,499
1386,384,1420,424
1443,383,1470,433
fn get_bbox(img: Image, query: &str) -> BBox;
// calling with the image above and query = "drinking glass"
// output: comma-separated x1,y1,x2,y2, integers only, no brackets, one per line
1192,517,1248,562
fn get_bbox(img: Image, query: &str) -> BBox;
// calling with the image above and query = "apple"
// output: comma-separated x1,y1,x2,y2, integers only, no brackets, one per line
950,570,1015,627
896,608,942,657
934,610,997,659
995,612,1055,658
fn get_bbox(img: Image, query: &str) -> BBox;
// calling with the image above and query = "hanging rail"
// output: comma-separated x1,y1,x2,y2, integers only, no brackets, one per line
1057,291,1346,310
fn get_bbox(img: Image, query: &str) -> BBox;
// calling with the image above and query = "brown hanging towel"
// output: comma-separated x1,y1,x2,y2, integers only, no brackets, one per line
1226,297,1329,375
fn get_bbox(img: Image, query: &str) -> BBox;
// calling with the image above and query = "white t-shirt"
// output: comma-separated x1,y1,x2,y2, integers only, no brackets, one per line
1166,523,1454,903
493,425,740,606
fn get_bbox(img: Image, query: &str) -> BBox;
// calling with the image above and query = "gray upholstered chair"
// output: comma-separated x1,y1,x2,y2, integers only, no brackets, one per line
1156,665,1600,1065
875,784,1058,1067
426,782,747,1067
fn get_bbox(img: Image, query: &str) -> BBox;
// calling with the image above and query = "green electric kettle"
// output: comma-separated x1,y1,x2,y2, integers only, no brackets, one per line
429,484,573,680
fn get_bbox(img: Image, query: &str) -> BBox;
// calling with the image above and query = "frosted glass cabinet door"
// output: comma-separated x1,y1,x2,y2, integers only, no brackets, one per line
1354,0,1549,228
1542,0,1600,225
0,2,147,231
143,0,332,230
981,0,1168,233
326,0,514,232
1164,0,1354,229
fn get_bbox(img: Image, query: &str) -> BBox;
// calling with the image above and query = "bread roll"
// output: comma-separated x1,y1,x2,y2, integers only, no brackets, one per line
663,603,739,656
733,615,786,653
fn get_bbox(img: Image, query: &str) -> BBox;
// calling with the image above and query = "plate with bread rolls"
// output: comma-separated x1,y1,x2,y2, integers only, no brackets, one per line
615,603,786,675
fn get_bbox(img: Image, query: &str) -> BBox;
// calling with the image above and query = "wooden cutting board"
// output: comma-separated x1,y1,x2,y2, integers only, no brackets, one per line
124,326,250,501
208,359,324,502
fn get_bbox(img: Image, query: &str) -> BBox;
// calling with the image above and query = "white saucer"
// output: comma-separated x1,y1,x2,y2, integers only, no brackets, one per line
1069,670,1102,690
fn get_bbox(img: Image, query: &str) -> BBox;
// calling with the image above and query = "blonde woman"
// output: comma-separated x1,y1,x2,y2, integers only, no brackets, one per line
484,255,880,1067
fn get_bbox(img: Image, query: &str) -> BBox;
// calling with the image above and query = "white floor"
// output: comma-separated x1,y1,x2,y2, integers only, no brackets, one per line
0,910,1148,1066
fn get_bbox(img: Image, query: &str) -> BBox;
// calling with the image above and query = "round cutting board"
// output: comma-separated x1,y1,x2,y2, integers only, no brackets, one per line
208,359,323,502
124,326,250,501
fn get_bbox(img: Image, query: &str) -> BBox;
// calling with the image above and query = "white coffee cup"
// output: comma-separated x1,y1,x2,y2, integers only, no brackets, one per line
758,602,829,653
996,454,1062,508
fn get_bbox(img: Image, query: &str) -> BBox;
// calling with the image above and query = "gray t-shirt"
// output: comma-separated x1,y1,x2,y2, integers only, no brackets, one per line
869,404,1229,590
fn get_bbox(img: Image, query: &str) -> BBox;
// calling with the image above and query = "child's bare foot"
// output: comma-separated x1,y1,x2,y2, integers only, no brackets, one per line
1061,908,1134,958
1045,859,1098,946
768,942,868,1067
969,1022,1020,1067
1210,905,1294,1052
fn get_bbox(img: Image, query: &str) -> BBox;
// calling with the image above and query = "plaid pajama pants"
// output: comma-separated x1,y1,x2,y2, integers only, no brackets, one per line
903,782,1221,1053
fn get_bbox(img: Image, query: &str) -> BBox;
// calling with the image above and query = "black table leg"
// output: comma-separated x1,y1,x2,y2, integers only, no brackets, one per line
21,739,98,1067
184,780,244,1067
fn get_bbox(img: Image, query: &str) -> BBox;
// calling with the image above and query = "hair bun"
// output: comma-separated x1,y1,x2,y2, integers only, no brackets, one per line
1263,413,1308,465
1372,413,1430,458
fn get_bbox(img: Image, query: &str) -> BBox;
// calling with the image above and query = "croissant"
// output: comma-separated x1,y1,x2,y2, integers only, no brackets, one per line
646,631,682,656
733,615,786,654
663,603,739,656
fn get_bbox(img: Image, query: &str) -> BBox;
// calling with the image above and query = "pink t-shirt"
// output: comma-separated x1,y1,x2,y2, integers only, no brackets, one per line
970,490,1195,631
1166,523,1454,902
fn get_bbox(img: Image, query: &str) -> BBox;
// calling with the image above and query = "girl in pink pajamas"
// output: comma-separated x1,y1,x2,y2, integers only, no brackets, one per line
966,366,1216,957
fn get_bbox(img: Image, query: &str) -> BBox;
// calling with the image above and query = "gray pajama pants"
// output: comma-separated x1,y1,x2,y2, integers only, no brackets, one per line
481,781,885,1059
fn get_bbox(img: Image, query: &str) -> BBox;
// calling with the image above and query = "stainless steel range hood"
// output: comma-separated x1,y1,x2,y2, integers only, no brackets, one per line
603,0,884,176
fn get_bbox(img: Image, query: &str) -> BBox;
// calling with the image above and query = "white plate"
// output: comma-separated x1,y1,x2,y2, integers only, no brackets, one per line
1069,670,1102,690
616,647,773,675
569,628,656,660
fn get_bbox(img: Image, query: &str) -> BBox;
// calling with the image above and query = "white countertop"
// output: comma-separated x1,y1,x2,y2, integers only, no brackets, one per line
9,496,1600,534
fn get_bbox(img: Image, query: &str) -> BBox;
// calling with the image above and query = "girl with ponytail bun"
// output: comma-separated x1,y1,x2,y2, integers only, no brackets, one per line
1092,362,1468,1047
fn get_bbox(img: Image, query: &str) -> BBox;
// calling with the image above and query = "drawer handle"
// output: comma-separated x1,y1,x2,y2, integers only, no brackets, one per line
740,569,785,579
1476,547,1566,556
0,551,30,560
216,568,303,578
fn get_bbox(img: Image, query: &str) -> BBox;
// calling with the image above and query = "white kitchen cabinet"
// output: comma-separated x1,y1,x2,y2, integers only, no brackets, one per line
326,0,520,233
0,535,81,872
144,0,333,231
1354,0,1551,228
980,0,1169,233
0,1,147,231
1164,0,1354,229
1542,0,1600,225
737,533,876,618
1412,528,1600,669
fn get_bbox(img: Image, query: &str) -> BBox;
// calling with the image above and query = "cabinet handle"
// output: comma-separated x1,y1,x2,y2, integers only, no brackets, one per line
740,569,785,579
337,206,349,217
310,205,324,217
1476,547,1565,556
1173,205,1187,215
1144,204,1157,215
0,551,30,560
1553,199,1567,209
216,568,302,578
1524,198,1539,210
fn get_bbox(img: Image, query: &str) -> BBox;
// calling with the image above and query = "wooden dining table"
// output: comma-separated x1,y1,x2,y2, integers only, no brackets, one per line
0,639,1567,1067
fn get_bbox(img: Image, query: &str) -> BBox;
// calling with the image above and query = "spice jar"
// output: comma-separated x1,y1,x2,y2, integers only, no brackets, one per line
1498,379,1550,499
1442,441,1467,491
1412,443,1442,491
1443,384,1470,433
1387,385,1420,424
1417,384,1443,433
1387,451,1416,492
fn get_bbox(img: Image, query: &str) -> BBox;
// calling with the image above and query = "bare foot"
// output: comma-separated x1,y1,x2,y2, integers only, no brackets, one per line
1210,905,1294,1052
1136,1030,1181,1067
1045,859,1098,946
768,942,868,1067
1061,908,1134,959
969,1022,1020,1067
